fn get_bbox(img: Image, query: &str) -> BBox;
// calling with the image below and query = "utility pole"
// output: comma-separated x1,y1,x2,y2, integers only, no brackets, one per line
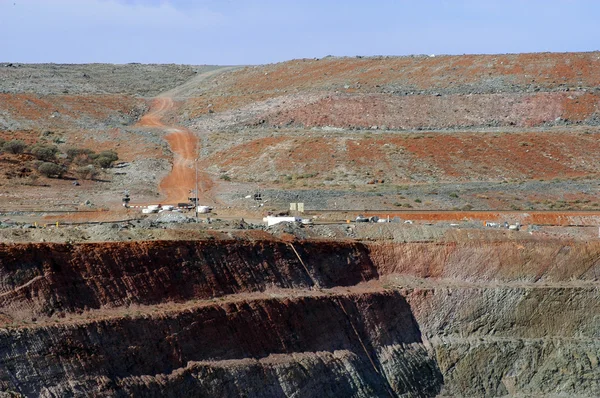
195,158,199,221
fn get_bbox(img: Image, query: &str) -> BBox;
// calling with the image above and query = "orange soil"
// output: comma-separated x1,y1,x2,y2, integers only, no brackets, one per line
0,93,159,162
0,93,141,128
182,52,600,115
361,211,600,226
203,131,600,183
138,98,215,204
261,91,600,129
225,53,600,93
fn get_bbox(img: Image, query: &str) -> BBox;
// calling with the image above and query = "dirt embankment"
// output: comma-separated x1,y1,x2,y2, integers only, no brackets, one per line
360,211,600,226
167,52,600,203
199,130,600,185
0,93,146,132
3,54,600,213
179,52,600,118
0,240,375,318
256,91,600,130
0,238,599,396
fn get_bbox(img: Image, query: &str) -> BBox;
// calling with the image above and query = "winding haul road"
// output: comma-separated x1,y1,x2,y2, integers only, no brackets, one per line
138,97,214,205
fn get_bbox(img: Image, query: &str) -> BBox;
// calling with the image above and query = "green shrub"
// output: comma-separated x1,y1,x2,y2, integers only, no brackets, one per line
95,156,114,168
38,162,65,178
98,150,118,162
220,174,231,181
94,150,118,168
75,165,98,180
30,144,59,161
3,140,28,154
66,147,94,160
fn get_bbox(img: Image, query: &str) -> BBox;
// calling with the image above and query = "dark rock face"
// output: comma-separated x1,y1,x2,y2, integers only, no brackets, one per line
0,293,441,397
0,240,377,316
0,239,599,396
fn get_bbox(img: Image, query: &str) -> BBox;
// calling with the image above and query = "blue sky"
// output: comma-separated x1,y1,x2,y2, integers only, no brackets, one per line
1,0,598,64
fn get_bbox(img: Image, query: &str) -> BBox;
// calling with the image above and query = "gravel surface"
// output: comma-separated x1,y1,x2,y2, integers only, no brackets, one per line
0,63,222,96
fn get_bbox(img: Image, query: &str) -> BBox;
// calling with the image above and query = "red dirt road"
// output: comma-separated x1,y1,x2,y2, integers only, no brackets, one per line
138,97,214,204
357,210,600,226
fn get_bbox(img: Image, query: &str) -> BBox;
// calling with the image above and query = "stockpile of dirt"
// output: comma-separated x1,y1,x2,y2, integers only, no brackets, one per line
179,52,600,118
258,91,600,130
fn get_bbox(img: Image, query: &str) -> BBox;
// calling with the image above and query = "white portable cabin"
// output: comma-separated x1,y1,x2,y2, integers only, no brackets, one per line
264,216,301,226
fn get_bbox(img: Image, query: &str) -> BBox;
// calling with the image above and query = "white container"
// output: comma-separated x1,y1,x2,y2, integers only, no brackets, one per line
266,216,300,226
197,206,212,214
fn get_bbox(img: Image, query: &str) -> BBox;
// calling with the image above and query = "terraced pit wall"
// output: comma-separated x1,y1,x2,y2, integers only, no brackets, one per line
0,239,599,397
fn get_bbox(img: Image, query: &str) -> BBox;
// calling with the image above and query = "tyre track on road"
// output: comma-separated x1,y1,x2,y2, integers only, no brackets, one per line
138,97,214,205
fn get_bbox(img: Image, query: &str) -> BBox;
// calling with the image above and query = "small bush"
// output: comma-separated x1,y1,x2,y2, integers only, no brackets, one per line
38,162,65,178
3,140,28,154
30,144,59,161
220,174,231,181
66,147,94,160
298,172,318,179
98,150,118,162
73,154,95,166
75,165,98,180
449,192,459,198
414,198,422,203
94,150,119,168
95,156,115,168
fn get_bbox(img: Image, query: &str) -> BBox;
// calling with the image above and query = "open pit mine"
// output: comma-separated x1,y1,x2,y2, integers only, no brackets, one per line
1,53,600,397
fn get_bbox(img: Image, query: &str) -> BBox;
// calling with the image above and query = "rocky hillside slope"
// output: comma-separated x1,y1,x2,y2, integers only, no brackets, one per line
0,237,598,396
177,53,600,196
1,53,600,213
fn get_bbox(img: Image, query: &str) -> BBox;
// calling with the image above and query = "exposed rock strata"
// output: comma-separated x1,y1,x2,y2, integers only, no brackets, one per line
0,239,598,396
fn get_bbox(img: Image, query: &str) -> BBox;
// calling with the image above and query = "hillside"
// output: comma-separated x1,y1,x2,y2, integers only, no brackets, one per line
1,53,599,214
